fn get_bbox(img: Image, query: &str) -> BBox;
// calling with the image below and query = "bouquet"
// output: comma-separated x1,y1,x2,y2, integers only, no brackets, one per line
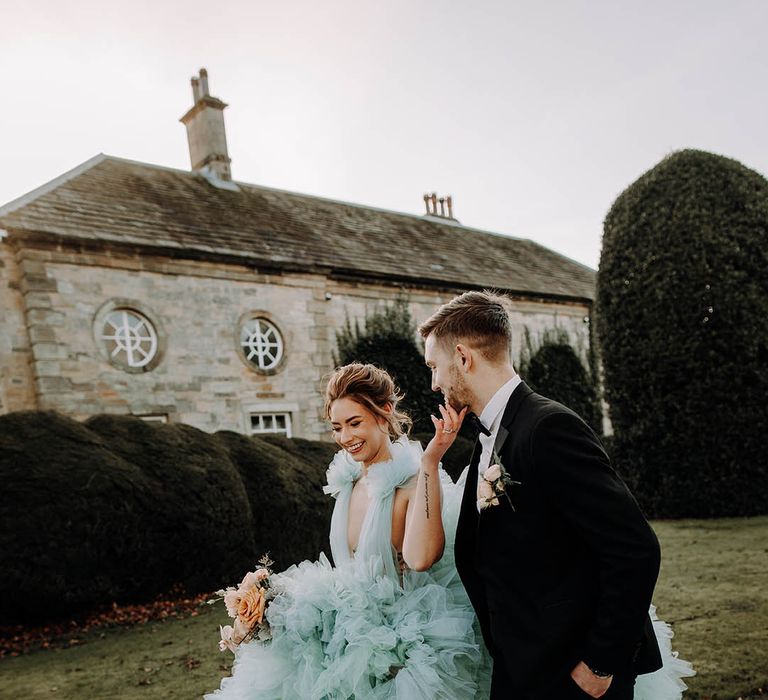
207,554,277,652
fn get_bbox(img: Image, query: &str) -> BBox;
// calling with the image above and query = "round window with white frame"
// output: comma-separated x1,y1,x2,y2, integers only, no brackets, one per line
239,317,284,372
100,308,159,370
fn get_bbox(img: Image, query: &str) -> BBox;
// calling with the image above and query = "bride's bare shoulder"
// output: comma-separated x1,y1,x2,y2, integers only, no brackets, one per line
393,474,419,511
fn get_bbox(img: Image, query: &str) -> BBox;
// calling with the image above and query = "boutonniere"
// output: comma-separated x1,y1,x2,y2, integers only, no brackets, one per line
477,451,521,511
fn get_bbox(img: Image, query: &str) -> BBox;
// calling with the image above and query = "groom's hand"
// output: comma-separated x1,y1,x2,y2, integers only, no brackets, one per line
570,661,612,698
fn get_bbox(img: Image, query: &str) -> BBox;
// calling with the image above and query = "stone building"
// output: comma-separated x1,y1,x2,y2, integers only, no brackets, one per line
0,70,595,439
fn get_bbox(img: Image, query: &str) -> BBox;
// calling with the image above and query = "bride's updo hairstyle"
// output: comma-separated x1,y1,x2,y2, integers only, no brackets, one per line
324,363,413,439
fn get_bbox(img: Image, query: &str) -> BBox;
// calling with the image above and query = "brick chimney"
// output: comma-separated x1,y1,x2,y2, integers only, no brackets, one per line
180,68,232,181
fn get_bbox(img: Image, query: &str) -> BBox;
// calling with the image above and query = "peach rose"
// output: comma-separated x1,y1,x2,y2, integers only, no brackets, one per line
238,585,267,627
254,568,269,581
484,464,502,482
477,479,499,509
233,615,251,642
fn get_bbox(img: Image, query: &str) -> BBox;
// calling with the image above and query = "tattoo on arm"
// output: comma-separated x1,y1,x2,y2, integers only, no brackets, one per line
424,472,430,519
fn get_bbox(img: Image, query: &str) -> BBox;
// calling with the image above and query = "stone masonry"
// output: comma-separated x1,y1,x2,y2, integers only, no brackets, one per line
0,239,591,439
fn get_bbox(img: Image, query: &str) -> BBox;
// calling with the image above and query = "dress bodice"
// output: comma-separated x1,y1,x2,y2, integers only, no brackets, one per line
323,436,422,581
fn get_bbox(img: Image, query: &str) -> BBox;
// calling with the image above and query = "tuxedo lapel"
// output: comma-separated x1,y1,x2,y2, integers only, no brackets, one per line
456,383,533,562
492,381,534,457
493,424,509,459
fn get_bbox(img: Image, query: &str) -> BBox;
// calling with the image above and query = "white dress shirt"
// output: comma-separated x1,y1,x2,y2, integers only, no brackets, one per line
477,374,522,478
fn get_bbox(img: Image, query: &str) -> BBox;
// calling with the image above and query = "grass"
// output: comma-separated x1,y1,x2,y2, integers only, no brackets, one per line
0,605,231,700
651,516,768,700
0,517,766,699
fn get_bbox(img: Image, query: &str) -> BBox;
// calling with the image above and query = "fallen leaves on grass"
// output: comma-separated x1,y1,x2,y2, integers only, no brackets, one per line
0,585,213,658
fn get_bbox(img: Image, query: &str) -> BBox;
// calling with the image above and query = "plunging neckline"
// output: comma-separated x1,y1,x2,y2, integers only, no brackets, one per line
347,476,371,555
324,436,422,582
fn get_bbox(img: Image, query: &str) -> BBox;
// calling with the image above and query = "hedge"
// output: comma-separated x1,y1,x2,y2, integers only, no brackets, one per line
519,330,602,435
596,149,768,517
0,411,476,624
0,411,258,623
216,432,336,569
0,413,333,623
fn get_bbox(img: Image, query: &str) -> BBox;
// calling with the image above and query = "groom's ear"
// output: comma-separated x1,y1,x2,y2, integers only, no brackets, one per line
455,343,473,372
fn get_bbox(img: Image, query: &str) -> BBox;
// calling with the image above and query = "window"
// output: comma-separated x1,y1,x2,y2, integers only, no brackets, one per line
93,299,165,374
136,414,168,424
239,317,284,372
250,412,292,437
100,308,159,370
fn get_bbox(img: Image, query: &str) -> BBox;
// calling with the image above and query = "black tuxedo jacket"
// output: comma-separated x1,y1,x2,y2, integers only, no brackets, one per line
455,382,662,697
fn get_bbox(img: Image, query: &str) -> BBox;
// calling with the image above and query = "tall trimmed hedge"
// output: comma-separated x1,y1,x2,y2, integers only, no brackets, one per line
597,149,768,517
518,329,602,435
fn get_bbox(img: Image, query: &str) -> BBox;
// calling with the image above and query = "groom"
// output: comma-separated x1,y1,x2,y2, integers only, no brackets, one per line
419,291,662,700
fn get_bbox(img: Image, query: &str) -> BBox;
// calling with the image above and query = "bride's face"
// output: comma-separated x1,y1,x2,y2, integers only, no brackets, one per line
329,397,391,465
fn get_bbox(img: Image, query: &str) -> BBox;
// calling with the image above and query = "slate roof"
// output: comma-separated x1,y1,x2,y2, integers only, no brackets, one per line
0,155,595,302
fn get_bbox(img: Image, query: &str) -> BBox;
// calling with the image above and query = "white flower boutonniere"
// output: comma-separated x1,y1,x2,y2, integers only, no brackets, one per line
477,451,521,511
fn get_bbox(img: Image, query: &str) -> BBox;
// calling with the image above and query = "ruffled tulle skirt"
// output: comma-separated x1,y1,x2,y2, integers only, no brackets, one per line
204,553,491,699
635,605,695,700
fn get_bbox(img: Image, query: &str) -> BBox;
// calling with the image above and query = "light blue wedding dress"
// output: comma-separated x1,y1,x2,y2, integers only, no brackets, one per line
205,436,492,699
205,437,693,699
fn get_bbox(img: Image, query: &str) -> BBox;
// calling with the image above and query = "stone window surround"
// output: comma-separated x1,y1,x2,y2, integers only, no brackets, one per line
234,310,288,376
92,298,166,374
92,301,290,378
134,413,169,424
243,401,299,438
250,412,292,437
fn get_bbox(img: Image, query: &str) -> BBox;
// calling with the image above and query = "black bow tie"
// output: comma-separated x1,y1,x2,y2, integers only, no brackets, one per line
467,413,491,437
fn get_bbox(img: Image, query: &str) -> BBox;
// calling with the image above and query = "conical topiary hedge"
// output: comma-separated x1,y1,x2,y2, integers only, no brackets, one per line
597,149,768,517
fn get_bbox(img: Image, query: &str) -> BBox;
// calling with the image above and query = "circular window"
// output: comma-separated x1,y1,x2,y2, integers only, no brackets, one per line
239,317,284,371
100,308,159,369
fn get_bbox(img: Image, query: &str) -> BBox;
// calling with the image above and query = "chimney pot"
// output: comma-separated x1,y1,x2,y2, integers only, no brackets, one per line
422,192,457,220
199,68,210,96
180,69,232,181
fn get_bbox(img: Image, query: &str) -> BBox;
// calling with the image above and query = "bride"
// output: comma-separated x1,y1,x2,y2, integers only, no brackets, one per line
205,363,692,699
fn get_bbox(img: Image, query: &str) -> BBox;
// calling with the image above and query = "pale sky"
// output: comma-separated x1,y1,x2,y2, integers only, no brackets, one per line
2,0,766,269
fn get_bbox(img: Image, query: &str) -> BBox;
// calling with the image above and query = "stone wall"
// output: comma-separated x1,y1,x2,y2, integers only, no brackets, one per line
6,242,592,439
0,239,36,413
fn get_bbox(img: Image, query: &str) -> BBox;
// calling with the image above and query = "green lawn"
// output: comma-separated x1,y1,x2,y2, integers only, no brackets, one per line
1,517,766,699
651,516,768,699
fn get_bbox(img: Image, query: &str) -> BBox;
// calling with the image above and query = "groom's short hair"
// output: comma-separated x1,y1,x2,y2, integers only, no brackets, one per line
418,290,513,363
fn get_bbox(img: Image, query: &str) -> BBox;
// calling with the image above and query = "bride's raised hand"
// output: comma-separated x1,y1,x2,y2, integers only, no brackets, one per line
424,402,468,464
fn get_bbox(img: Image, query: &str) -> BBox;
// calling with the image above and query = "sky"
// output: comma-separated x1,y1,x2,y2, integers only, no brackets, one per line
1,0,766,269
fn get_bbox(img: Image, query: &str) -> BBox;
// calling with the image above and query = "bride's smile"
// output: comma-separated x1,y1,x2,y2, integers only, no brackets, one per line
344,440,364,454
329,396,393,468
